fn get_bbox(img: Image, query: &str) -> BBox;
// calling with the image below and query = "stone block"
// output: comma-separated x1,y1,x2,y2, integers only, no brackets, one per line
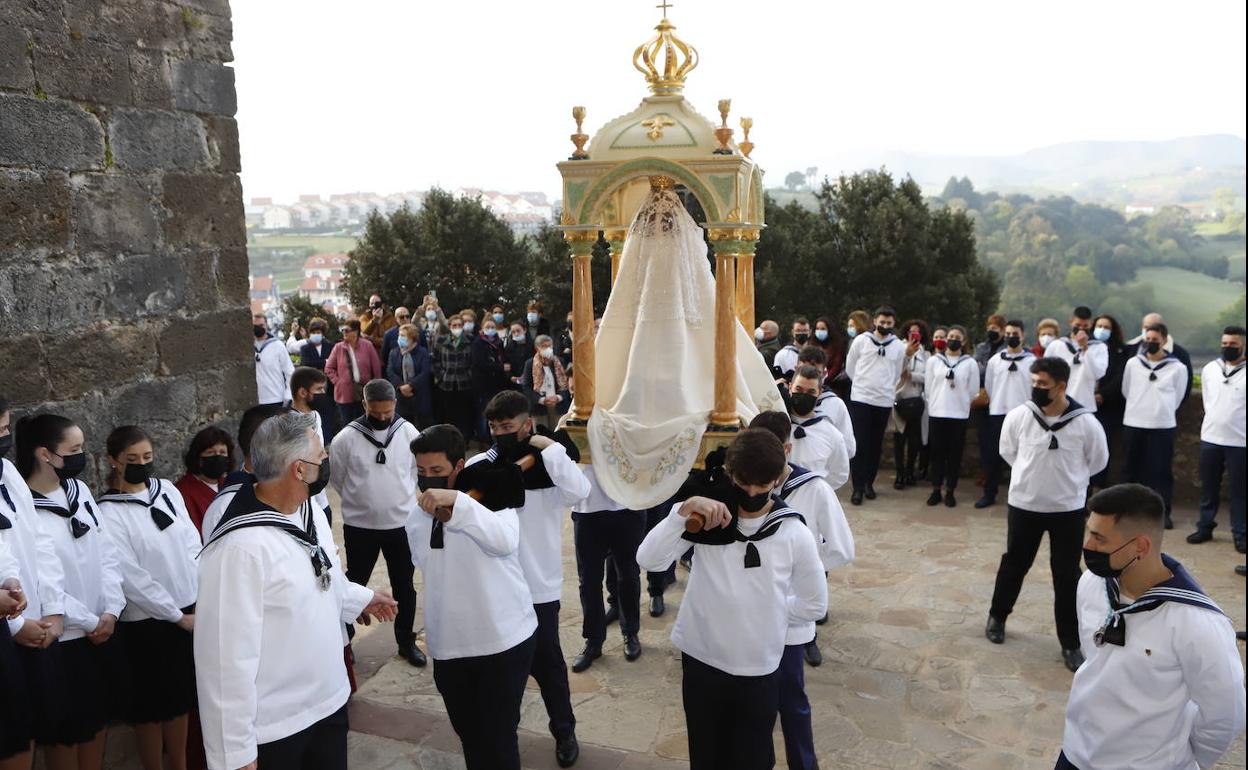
183,8,234,63
215,246,249,304
128,49,173,108
161,171,244,247
63,0,186,52
203,115,240,172
110,374,197,425
70,173,161,255
0,170,71,253
220,359,257,413
108,108,209,172
0,94,105,170
157,308,252,376
0,0,66,32
32,34,132,105
180,248,221,313
171,58,236,115
0,25,34,90
45,322,158,400
0,334,52,404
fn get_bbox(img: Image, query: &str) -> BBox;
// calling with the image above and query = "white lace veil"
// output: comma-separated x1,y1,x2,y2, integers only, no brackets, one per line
586,187,782,510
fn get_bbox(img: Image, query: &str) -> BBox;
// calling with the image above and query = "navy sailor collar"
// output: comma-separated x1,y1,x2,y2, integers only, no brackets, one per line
346,415,409,464
780,464,821,499
1096,553,1224,646
734,502,806,569
99,479,180,531
31,479,98,537
202,482,332,589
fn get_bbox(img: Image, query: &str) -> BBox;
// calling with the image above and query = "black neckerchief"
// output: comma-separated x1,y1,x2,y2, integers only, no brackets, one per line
1219,361,1246,383
999,349,1033,373
0,479,15,529
202,482,332,590
868,333,896,357
734,503,806,569
1095,554,1224,647
346,416,408,464
779,464,821,500
1024,398,1092,450
98,478,179,531
791,415,823,439
483,426,580,492
32,480,97,539
937,353,971,385
1137,353,1177,382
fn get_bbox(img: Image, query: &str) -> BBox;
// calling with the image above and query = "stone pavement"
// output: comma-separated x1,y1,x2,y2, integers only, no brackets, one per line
100,481,1246,769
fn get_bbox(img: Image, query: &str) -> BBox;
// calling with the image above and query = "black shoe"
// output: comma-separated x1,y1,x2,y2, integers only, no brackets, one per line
603,605,620,625
926,489,942,506
1236,564,1246,577
623,634,641,661
803,640,823,667
571,643,601,673
1164,515,1174,530
893,477,905,490
815,612,828,626
944,492,957,508
1236,538,1246,555
649,595,665,617
985,615,1005,644
850,489,864,506
1238,631,1247,641
973,496,995,509
1186,529,1214,544
399,643,427,668
864,484,877,500
556,733,579,768
1062,647,1085,672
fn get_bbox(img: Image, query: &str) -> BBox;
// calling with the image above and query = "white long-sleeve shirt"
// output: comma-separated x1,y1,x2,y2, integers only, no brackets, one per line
1000,402,1108,513
845,332,906,408
31,479,125,640
637,502,827,676
196,497,372,770
789,415,850,490
985,349,1035,416
573,464,629,514
924,353,978,419
97,479,200,623
1200,359,1246,447
894,348,929,400
815,391,856,459
1044,338,1108,414
467,442,589,604
1062,569,1245,770
328,418,421,530
254,336,294,405
406,492,536,660
0,459,64,635
1122,355,1186,429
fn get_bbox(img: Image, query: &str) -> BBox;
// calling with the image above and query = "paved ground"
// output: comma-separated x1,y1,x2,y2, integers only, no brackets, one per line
98,480,1246,769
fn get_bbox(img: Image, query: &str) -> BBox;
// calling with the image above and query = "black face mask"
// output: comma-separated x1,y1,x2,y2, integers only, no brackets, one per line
794,332,809,345
494,430,529,459
417,475,450,492
1031,386,1053,408
1223,346,1243,363
366,415,393,431
303,457,331,497
311,392,333,409
1144,341,1161,356
253,324,267,338
0,434,11,460
123,461,153,485
199,455,230,479
789,392,817,416
986,330,1001,344
54,451,87,481
734,484,771,513
1083,538,1138,579
876,325,894,336
946,339,963,352
1005,335,1021,349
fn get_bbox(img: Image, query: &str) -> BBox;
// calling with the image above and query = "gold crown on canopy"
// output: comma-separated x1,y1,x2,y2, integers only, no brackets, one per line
632,17,699,96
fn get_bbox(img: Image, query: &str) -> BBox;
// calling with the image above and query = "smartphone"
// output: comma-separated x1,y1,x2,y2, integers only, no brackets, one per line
910,331,921,343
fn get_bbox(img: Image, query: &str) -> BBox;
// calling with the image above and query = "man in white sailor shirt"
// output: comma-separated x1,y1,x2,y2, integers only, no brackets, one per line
1122,322,1187,528
978,319,1035,509
844,306,906,505
1057,484,1244,770
1044,306,1107,414
254,313,295,407
1188,325,1246,552
788,366,850,489
773,317,812,379
196,412,396,770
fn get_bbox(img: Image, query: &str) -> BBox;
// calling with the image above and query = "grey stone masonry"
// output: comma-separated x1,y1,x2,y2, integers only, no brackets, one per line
0,0,252,486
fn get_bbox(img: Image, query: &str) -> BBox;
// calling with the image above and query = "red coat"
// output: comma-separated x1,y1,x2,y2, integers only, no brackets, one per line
324,339,383,404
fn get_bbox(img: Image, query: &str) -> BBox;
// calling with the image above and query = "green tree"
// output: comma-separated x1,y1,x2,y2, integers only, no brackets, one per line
519,223,613,323
1064,264,1102,307
281,294,342,343
784,171,806,191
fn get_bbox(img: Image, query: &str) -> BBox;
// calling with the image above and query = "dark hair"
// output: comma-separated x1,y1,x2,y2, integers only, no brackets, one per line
792,316,810,328
793,364,823,383
1073,306,1093,321
484,390,530,422
344,319,361,332
1225,325,1247,339
14,413,75,479
238,403,289,458
1005,319,1026,332
1144,322,1169,339
899,319,929,345
986,314,1006,329
797,345,827,367
873,305,896,320
1094,314,1123,348
184,425,235,476
308,317,328,332
724,428,787,486
1089,483,1165,531
106,425,151,459
290,366,327,399
1030,356,1071,385
0,394,9,417
948,324,968,338
748,411,792,444
410,424,466,465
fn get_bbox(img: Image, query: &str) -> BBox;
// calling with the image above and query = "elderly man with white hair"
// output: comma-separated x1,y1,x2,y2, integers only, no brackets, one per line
196,411,397,770
1127,312,1193,403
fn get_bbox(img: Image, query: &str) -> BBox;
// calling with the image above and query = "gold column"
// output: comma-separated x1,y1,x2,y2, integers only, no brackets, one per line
604,228,627,287
734,231,760,333
706,227,745,428
561,225,600,422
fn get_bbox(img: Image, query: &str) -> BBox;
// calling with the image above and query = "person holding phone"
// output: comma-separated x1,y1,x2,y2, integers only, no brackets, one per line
1044,307,1108,415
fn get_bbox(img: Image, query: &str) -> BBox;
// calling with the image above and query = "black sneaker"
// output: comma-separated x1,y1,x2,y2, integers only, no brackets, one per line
1186,529,1214,544
926,489,942,506
1061,647,1085,672
803,639,823,667
985,614,1005,644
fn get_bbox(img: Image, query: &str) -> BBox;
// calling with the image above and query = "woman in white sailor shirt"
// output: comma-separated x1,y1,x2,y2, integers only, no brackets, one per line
97,426,201,770
17,413,126,768
923,326,979,507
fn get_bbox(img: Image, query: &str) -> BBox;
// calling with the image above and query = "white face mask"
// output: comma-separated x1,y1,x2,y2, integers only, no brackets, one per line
1039,334,1055,348
463,322,475,333
540,347,555,359
450,327,463,338
425,310,437,321
1093,327,1111,342
512,333,526,343
754,327,765,341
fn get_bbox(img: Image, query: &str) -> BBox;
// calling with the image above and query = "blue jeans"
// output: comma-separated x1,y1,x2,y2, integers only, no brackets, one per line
1197,441,1246,538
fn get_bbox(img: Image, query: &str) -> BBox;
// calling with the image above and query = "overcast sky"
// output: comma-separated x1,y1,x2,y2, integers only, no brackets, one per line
231,0,1247,202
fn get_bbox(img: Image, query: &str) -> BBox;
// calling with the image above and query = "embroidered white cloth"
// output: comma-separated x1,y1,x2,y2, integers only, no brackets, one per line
586,188,782,510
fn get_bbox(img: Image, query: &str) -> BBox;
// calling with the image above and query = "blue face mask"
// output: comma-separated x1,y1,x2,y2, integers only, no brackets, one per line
527,312,539,324
492,313,505,324
397,336,410,348
309,333,323,344
1093,327,1111,342
846,326,858,338
484,328,498,338
815,329,829,342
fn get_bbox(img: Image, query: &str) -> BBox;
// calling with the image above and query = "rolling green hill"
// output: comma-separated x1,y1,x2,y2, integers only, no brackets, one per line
1135,266,1243,342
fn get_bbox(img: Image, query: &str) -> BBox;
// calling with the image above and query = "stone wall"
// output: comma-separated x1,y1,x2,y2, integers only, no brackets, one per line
0,0,251,484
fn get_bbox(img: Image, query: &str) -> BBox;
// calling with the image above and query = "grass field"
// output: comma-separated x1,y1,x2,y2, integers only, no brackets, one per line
1136,266,1243,338
247,234,359,292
